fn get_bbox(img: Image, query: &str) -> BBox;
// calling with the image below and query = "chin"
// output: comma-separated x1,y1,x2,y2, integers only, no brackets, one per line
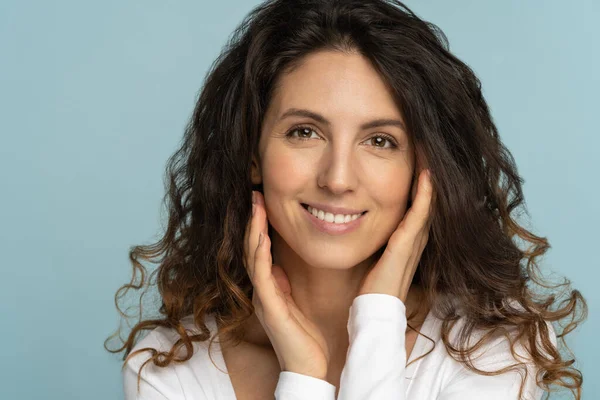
298,248,368,270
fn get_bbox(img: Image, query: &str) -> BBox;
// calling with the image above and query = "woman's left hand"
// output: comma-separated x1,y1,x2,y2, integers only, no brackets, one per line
357,168,434,303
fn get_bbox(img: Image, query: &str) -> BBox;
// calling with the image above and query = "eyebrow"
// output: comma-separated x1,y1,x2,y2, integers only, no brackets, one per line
279,108,406,132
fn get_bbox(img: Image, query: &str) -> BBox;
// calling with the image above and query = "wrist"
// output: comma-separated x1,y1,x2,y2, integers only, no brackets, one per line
282,366,328,381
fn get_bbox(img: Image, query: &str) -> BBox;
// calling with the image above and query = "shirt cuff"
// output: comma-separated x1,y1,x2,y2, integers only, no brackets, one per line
348,293,407,331
274,371,337,399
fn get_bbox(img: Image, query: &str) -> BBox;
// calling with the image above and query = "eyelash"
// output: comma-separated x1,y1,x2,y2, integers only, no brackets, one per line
284,125,399,150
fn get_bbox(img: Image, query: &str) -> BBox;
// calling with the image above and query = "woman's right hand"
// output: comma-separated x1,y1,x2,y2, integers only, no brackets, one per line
243,190,330,380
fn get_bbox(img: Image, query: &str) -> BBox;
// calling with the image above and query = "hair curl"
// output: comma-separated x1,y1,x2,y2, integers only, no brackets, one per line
104,1,587,398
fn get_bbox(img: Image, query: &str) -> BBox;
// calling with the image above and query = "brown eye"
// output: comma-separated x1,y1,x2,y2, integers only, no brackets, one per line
285,125,398,150
367,134,398,149
285,125,319,141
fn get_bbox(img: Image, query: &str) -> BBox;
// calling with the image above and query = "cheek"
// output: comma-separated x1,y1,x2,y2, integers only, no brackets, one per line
261,147,313,195
371,169,413,220
368,164,412,199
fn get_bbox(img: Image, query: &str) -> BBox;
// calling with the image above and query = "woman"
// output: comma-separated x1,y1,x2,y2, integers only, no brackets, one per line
105,0,587,399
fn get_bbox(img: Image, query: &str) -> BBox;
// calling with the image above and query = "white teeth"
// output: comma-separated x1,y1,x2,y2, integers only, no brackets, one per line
307,206,363,224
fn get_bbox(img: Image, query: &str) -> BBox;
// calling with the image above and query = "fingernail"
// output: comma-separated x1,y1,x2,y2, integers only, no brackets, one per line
252,204,256,216
252,191,257,204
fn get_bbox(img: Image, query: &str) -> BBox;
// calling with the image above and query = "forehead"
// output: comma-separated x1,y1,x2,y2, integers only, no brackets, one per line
264,50,404,128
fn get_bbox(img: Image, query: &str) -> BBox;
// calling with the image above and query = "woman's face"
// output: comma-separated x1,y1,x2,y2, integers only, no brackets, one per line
253,50,416,270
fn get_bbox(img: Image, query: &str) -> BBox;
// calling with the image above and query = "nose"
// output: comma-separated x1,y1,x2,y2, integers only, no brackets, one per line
316,141,359,195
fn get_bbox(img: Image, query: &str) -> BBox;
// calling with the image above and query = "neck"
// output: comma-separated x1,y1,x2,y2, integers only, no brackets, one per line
239,230,429,352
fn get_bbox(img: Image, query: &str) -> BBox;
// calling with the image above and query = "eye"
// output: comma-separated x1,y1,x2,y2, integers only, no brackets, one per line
284,125,399,150
366,134,398,149
285,125,320,141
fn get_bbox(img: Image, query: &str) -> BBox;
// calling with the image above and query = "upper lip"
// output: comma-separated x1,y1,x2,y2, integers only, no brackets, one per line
302,202,367,215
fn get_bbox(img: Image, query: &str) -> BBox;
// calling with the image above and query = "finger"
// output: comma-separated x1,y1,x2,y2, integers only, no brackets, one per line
401,169,433,234
408,227,431,277
245,191,266,280
250,194,293,321
411,150,426,203
243,193,254,270
252,229,282,318
415,169,433,223
410,168,421,204
252,191,271,285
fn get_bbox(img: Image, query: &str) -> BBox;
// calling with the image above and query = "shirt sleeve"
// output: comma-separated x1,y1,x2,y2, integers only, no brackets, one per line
335,293,556,400
274,371,337,399
337,293,408,400
273,293,404,400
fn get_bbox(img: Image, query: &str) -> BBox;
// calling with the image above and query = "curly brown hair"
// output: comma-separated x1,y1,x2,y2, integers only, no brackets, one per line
104,1,587,398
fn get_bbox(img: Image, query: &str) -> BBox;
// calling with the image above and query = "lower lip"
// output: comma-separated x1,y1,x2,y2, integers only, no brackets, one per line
301,204,367,236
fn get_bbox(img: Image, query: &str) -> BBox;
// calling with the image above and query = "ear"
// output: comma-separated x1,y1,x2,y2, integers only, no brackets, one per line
250,154,262,185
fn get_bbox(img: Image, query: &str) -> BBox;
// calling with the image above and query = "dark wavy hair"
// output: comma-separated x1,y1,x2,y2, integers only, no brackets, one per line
104,1,587,398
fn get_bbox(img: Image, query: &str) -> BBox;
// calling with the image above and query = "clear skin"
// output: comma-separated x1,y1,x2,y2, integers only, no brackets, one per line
243,50,434,385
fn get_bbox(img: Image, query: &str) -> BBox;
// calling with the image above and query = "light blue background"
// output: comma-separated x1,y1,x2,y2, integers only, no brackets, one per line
1,1,597,399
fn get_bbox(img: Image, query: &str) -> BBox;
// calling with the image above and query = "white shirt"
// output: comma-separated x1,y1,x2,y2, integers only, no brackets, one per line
123,293,556,399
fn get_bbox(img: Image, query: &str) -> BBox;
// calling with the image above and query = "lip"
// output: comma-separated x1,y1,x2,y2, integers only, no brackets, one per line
300,203,367,236
302,202,366,215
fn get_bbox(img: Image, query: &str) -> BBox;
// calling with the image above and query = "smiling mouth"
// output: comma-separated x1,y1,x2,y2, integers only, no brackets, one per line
300,203,368,216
